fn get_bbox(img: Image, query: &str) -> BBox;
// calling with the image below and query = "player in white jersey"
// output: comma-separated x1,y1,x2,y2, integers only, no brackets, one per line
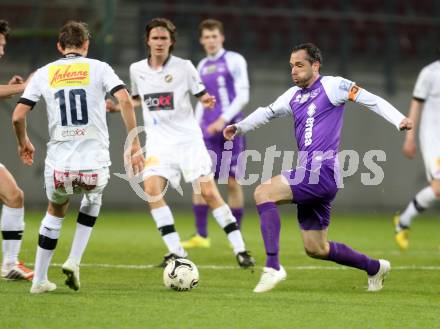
182,19,250,249
394,54,440,250
0,19,34,281
126,18,255,268
12,21,144,293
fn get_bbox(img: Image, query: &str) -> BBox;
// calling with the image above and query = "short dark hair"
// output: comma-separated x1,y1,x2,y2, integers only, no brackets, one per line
198,19,224,37
145,18,176,52
0,20,10,39
58,21,90,49
291,43,323,66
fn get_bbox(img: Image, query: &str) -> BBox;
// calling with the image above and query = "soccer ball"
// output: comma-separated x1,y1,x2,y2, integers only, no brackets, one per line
163,258,199,291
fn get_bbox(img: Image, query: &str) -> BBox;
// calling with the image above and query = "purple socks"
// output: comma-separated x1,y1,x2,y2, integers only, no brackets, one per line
327,241,380,276
231,208,244,229
257,202,281,270
193,204,209,238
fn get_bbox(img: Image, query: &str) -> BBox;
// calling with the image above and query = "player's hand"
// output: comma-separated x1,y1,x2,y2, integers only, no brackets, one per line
124,144,145,177
131,145,145,176
402,138,417,159
223,124,238,140
106,99,120,112
207,118,226,135
8,75,24,85
18,139,35,166
200,93,216,109
399,118,413,131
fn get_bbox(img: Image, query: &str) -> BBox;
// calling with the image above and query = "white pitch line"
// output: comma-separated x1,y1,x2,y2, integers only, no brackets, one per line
45,263,440,271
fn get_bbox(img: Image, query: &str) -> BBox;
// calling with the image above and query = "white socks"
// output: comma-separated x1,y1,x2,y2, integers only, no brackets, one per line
68,223,92,264
1,205,25,267
33,213,63,283
151,206,186,257
212,205,245,254
400,186,437,228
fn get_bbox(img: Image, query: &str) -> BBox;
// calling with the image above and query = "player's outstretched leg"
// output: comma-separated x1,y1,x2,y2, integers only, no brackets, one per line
394,185,437,250
30,212,63,294
253,202,286,293
324,241,390,292
0,166,33,281
252,176,293,292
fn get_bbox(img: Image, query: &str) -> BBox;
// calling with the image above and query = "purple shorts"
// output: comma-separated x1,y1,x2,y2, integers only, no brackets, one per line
204,132,245,181
282,165,338,231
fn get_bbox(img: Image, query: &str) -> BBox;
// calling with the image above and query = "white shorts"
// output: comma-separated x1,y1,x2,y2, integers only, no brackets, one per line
421,147,440,181
420,133,440,181
44,164,110,205
143,140,213,189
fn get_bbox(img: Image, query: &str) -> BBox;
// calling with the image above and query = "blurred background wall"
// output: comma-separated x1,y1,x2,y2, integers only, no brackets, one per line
0,0,439,211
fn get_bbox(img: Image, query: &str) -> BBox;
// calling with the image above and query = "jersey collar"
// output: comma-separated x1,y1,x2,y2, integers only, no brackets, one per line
62,53,84,59
302,75,322,91
147,55,172,72
207,48,226,61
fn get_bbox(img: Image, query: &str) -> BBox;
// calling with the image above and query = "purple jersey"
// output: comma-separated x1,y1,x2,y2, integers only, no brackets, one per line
197,49,250,138
288,76,344,169
238,75,406,227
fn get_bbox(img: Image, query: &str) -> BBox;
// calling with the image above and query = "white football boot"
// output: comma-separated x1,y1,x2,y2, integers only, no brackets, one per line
30,281,57,294
253,265,287,293
62,258,80,291
367,259,391,292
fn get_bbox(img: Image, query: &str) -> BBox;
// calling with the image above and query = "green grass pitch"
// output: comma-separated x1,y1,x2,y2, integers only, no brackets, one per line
1,209,439,329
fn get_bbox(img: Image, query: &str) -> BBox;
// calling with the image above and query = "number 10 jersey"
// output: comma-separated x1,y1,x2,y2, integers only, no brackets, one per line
19,54,125,171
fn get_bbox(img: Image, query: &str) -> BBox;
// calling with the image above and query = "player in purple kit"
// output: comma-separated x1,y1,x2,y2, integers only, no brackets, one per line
224,43,413,293
183,19,250,249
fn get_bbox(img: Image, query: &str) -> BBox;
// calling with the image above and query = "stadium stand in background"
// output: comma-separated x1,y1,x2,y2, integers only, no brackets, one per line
1,0,439,94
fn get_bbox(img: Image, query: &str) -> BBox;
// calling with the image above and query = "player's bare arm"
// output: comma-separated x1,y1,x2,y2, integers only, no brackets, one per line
0,82,26,98
207,117,226,135
402,99,423,158
0,73,32,98
114,89,145,175
106,95,142,113
12,103,35,166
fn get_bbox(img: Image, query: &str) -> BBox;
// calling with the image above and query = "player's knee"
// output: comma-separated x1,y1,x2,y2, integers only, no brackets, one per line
4,187,24,208
254,184,270,204
80,202,101,218
201,187,217,204
431,185,440,198
144,183,164,198
304,245,328,259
